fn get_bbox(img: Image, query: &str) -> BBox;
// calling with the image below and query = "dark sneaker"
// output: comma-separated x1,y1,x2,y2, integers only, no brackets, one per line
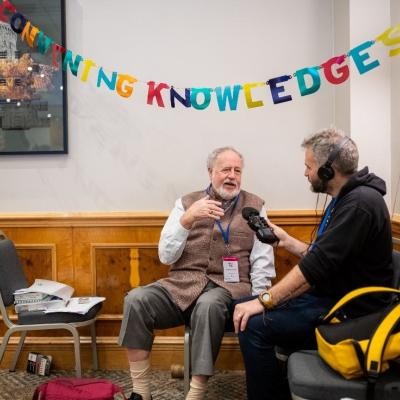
128,393,153,400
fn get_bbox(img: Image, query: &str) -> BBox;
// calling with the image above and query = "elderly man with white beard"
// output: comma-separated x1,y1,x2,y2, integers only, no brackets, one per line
118,146,275,400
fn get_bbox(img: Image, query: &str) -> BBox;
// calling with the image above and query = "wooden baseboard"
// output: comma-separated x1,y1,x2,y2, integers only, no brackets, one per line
0,336,244,371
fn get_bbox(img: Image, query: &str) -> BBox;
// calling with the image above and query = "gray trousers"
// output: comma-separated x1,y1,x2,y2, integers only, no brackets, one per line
118,281,232,376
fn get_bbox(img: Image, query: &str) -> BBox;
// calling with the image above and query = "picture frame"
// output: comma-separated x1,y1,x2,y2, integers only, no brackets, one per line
0,0,67,155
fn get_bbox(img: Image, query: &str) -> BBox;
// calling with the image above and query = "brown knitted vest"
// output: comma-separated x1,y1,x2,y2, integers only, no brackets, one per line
159,190,264,311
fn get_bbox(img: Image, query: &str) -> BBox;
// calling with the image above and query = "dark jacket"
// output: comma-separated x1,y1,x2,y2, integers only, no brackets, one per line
299,167,393,316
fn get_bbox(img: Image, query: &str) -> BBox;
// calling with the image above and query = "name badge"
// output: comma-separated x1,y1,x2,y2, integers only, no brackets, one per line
223,256,239,283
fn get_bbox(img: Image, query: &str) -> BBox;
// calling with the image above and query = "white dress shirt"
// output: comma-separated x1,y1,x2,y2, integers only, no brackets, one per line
158,198,276,295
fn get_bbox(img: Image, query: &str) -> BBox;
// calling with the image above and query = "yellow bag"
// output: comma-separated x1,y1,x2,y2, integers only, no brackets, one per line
316,287,400,381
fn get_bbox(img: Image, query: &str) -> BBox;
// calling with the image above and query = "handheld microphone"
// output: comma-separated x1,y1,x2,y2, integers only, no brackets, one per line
242,207,279,245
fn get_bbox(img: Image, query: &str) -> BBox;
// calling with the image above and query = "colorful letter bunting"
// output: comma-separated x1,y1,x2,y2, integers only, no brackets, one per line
376,25,400,56
191,88,213,110
348,41,380,75
147,82,170,107
268,75,292,104
214,85,241,111
321,55,349,85
170,87,191,108
0,0,399,111
296,67,321,96
97,68,117,91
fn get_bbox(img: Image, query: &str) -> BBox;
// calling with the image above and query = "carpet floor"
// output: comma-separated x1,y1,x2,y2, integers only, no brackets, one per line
0,369,247,400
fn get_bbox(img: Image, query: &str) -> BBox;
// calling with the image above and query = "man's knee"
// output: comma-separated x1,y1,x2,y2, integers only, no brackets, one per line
238,315,275,348
123,287,151,313
193,295,229,320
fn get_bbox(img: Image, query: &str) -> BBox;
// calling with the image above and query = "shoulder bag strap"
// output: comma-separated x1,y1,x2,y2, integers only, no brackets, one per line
365,302,400,377
323,287,400,323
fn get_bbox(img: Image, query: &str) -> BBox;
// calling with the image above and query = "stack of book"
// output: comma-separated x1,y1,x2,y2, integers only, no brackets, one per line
14,278,106,314
14,292,67,313
27,352,52,376
13,279,74,313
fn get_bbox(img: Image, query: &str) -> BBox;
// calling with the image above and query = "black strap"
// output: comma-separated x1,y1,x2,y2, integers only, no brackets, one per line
352,340,376,400
366,379,376,400
351,340,366,375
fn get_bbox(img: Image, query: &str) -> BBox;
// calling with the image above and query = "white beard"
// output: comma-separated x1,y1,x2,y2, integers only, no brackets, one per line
215,186,240,200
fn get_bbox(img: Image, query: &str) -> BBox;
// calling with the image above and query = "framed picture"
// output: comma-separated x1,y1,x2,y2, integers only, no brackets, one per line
0,0,67,155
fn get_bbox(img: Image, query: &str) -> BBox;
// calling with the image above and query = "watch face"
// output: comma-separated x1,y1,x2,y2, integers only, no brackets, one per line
262,292,271,302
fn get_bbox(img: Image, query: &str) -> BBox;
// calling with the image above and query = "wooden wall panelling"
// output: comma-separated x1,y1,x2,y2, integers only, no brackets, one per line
72,224,163,296
270,210,321,283
0,212,399,371
0,226,74,284
91,243,183,337
392,216,400,250
17,244,56,282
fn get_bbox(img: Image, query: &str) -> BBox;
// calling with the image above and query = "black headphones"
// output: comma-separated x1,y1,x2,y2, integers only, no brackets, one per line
317,137,350,181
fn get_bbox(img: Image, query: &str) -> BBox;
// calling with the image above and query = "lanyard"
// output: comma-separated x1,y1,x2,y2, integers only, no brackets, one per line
215,195,240,245
316,197,337,238
309,198,337,251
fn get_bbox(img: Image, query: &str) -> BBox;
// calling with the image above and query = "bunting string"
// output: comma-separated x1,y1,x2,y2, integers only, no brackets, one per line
0,0,399,111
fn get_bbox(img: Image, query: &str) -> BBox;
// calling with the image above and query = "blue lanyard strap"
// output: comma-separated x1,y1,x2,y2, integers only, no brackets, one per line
215,195,240,245
309,198,337,251
316,197,337,238
216,220,230,245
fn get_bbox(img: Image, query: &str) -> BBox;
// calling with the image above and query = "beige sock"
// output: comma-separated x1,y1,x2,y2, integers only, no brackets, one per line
129,359,151,400
185,379,207,400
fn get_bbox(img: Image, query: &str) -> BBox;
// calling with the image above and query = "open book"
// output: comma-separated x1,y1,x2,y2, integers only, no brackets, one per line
44,296,105,314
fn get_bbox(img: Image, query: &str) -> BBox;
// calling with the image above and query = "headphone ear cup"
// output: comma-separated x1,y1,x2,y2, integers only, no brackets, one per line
318,165,335,181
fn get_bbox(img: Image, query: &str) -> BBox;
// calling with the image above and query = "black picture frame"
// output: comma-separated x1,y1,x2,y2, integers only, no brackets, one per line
0,0,68,155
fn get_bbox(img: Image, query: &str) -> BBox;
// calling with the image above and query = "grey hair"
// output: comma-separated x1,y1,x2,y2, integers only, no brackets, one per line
207,146,244,170
301,127,358,175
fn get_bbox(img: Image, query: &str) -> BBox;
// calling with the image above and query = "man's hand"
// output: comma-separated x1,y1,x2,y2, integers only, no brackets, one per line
265,219,289,248
233,298,264,333
267,218,309,257
180,195,224,229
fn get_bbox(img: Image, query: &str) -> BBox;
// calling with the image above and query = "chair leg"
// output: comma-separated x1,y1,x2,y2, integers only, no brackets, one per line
69,327,82,377
9,331,27,371
90,322,98,370
0,329,14,365
184,326,191,397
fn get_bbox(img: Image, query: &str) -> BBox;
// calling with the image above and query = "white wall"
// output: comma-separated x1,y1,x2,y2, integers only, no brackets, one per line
0,0,396,213
392,0,400,214
349,0,392,208
333,0,350,134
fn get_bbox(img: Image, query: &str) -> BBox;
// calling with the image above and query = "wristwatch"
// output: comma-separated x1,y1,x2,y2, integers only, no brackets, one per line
258,290,274,309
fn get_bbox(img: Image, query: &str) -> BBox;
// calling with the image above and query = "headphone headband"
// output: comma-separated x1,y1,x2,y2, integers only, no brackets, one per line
325,137,349,169
317,137,350,181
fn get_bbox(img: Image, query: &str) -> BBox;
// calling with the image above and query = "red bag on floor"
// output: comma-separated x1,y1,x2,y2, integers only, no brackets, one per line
32,377,126,400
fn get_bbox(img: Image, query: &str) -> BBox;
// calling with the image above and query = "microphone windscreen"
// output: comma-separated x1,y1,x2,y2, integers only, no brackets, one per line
242,207,259,220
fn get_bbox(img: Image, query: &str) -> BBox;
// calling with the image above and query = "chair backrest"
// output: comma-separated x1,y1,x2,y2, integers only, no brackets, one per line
392,249,400,289
0,237,28,306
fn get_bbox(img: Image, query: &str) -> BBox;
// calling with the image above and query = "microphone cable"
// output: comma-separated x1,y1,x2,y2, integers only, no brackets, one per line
308,193,328,250
392,173,400,220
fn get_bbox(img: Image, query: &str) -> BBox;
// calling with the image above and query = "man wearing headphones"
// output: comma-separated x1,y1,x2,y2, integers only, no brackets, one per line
233,127,393,400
